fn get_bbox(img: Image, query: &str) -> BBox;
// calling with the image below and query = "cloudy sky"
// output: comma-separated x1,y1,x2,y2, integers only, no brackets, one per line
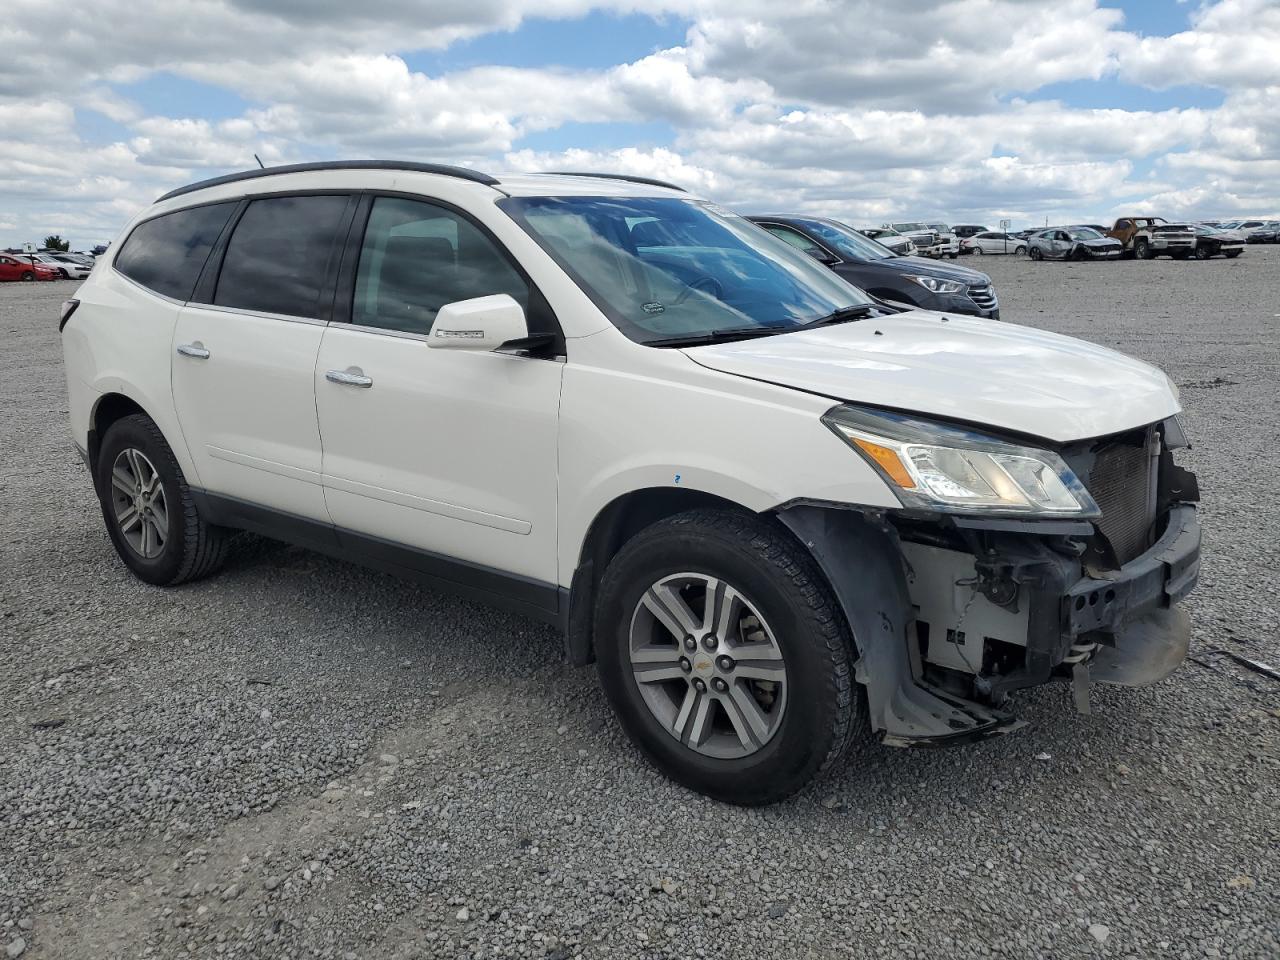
2,0,1277,249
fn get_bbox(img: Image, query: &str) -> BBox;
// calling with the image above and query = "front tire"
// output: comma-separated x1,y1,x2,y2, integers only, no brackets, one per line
95,414,229,586
1136,238,1153,259
594,509,860,805
20,270,33,281
1029,247,1043,261
1195,245,1212,260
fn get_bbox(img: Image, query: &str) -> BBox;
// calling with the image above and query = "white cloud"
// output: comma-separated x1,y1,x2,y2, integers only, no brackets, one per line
1116,0,1280,90
2,0,1279,249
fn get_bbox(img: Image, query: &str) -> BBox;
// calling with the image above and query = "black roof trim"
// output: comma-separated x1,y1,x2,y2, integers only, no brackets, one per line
156,160,499,203
541,171,686,192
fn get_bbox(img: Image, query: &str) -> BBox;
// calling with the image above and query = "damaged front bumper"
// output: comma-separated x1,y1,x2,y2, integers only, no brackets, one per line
780,499,1201,750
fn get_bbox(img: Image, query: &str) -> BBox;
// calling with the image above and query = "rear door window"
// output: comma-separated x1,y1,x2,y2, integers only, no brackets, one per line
213,195,350,318
114,202,237,301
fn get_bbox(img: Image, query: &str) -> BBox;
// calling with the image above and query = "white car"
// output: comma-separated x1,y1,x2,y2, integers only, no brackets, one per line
961,231,1028,256
61,161,1202,804
886,222,946,257
925,223,961,259
858,227,916,256
29,252,92,280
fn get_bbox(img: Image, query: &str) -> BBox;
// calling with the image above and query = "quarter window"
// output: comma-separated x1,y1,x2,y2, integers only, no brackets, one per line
213,195,350,317
114,202,237,301
351,196,530,335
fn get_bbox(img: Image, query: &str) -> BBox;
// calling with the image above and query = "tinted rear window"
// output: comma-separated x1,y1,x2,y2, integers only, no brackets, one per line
114,202,237,301
213,195,349,317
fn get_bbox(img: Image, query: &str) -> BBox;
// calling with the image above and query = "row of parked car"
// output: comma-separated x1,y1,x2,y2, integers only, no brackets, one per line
872,217,1271,263
739,205,1280,318
0,249,97,282
864,216,1276,263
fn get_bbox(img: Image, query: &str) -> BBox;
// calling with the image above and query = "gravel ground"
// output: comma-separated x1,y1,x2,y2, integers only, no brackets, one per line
2,250,1278,960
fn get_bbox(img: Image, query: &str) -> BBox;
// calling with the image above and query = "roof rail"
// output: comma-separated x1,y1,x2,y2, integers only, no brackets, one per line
156,160,500,203
542,171,686,193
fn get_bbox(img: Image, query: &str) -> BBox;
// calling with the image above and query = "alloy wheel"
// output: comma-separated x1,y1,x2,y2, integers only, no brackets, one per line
628,572,788,759
109,448,170,559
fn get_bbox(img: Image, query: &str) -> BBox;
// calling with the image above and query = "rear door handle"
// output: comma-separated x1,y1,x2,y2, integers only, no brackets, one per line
176,342,210,359
325,368,373,388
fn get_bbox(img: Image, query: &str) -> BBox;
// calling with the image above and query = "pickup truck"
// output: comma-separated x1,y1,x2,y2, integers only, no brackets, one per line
1106,217,1197,259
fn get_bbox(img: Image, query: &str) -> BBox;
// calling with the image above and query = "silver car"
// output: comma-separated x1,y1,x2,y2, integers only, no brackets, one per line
1027,227,1123,261
962,231,1028,256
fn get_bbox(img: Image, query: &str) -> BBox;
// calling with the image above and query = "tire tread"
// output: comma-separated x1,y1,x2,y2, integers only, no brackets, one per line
100,414,228,585
597,508,859,803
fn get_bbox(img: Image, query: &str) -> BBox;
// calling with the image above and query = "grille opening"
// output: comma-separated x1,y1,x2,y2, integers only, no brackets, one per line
1087,428,1158,565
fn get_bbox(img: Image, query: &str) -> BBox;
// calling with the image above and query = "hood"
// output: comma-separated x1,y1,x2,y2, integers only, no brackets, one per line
860,255,990,284
683,311,1178,443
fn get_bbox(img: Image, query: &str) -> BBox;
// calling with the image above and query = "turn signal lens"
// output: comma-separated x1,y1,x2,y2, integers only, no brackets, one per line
851,437,916,489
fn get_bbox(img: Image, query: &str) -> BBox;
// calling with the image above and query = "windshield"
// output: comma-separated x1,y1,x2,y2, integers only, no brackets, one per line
794,218,896,261
890,223,927,232
500,196,872,345
927,223,950,232
1066,228,1103,240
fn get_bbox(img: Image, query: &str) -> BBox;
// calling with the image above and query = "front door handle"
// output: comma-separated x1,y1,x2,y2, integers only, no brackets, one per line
176,342,210,359
325,368,373,388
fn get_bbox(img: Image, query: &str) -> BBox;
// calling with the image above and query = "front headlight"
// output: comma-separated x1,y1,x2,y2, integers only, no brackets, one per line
904,274,965,295
823,405,1099,517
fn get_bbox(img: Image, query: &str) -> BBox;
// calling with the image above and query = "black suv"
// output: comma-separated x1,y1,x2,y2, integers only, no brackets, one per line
747,215,999,319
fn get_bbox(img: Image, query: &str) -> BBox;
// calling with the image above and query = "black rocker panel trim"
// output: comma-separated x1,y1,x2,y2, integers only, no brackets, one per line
191,490,565,628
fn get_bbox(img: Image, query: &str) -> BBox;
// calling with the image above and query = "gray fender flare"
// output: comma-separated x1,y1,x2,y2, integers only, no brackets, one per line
778,504,1021,746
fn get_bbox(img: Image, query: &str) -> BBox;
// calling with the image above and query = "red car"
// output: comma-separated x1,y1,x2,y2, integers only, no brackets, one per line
0,254,59,281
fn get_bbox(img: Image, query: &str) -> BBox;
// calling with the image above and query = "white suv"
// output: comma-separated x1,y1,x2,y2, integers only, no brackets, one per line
61,161,1202,804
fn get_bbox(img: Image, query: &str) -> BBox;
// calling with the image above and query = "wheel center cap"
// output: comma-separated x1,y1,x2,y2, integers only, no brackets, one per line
692,654,714,675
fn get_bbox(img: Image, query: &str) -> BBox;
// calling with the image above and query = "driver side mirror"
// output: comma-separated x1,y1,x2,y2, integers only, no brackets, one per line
429,294,529,351
804,246,839,265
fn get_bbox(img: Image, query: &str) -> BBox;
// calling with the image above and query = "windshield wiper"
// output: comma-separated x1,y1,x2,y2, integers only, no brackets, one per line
797,304,878,328
647,305,879,347
646,326,793,347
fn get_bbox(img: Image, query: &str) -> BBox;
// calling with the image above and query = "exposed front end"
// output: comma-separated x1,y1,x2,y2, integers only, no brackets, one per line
783,409,1200,748
900,418,1199,721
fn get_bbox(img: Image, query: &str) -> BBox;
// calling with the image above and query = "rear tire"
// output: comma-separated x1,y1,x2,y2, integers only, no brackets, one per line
1194,245,1212,260
594,509,861,805
20,270,33,281
95,414,229,586
973,246,984,255
1225,250,1241,258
